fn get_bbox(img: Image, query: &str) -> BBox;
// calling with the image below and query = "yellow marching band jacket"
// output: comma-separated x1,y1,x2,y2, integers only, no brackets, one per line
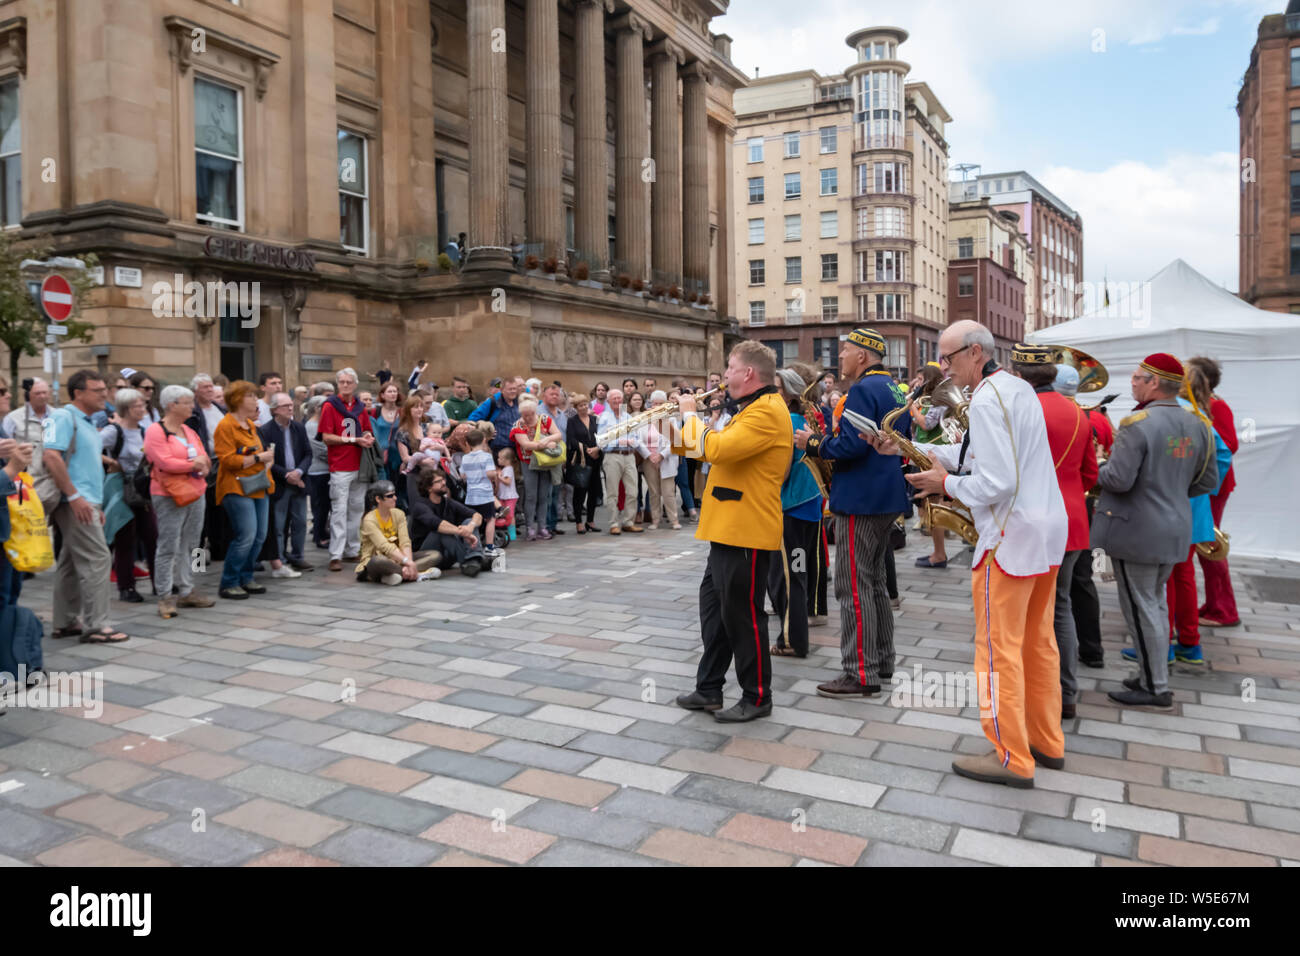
670,389,793,552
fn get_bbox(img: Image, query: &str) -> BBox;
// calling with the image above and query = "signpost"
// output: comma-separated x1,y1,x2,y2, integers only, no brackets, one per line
40,274,74,322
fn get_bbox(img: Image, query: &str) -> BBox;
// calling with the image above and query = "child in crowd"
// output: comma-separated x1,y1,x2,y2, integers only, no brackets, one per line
496,446,519,538
460,429,500,551
401,422,447,475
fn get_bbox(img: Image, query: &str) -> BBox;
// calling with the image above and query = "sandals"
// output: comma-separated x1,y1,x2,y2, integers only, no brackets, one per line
79,627,130,644
51,625,83,640
770,644,802,657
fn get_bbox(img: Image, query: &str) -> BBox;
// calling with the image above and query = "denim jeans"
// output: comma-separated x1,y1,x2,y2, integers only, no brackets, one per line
272,487,308,563
221,494,269,590
675,466,695,513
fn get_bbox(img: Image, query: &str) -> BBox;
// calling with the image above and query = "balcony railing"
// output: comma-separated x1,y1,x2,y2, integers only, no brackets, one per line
853,130,907,151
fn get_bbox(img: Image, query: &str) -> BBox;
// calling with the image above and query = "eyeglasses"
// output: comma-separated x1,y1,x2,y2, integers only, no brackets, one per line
139,385,156,391
381,492,397,499
939,345,971,366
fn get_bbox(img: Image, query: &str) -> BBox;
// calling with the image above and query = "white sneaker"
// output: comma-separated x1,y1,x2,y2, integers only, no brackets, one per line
490,555,506,572
417,568,442,581
381,572,402,586
270,566,302,579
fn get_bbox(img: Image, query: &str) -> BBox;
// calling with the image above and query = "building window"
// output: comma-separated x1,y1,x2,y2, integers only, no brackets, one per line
876,294,904,320
874,206,905,237
820,210,838,238
748,218,765,244
748,137,764,163
885,336,907,370
820,126,837,154
749,259,765,285
785,214,801,241
957,236,973,258
820,168,838,196
785,256,802,283
1293,47,1300,87
821,296,839,321
785,297,803,319
748,176,764,203
855,163,869,196
821,253,838,281
874,161,904,193
1294,108,1300,151
875,250,903,282
338,129,369,254
0,78,18,226
785,172,801,199
749,301,766,325
1292,235,1300,275
784,131,800,158
195,77,244,230
814,337,838,372
1293,171,1300,214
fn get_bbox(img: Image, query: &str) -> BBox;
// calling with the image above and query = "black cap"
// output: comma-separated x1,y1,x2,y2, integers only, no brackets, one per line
489,377,503,388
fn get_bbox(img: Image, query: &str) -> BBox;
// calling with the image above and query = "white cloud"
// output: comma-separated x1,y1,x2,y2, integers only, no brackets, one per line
1039,152,1239,291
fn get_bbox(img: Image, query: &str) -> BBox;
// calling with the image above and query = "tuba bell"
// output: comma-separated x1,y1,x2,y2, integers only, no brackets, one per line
1044,345,1109,402
1195,527,1230,562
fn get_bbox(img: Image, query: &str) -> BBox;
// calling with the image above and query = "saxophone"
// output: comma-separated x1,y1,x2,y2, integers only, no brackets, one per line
880,390,979,546
797,379,833,499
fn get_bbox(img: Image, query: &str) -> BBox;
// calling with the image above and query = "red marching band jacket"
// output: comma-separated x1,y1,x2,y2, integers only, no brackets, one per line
1038,391,1098,553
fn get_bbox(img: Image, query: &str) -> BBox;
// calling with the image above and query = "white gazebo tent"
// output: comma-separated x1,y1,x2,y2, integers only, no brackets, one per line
1026,258,1300,561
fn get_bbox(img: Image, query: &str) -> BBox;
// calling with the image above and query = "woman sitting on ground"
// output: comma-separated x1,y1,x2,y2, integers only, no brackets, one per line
356,480,441,585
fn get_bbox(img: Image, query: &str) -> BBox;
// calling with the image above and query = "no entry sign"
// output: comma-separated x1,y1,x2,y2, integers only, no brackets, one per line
40,274,74,322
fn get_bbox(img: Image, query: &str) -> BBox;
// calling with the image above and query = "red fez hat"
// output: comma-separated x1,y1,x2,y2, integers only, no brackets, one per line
1140,353,1184,383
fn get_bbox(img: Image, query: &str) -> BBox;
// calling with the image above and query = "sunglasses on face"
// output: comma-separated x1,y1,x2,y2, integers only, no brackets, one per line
381,492,397,499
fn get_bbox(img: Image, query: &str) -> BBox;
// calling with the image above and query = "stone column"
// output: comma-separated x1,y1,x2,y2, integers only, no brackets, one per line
648,39,684,287
681,61,711,290
573,0,613,281
463,0,512,273
612,12,651,281
525,0,564,264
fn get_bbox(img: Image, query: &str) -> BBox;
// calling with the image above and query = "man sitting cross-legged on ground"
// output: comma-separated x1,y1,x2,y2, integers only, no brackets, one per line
408,466,487,577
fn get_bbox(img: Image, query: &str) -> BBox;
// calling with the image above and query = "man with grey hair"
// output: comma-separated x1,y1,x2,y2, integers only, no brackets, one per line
259,392,314,574
187,372,230,560
596,387,650,533
318,367,376,570
3,378,53,492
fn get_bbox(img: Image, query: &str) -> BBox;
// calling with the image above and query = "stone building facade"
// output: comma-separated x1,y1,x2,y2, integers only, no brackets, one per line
947,198,1029,365
2,0,747,396
732,26,952,381
1238,3,1300,314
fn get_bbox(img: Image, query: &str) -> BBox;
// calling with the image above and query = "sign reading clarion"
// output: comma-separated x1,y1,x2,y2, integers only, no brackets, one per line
203,236,317,272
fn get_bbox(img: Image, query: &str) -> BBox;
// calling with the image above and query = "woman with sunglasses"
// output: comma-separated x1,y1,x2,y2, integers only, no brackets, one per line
355,480,441,584
128,371,163,425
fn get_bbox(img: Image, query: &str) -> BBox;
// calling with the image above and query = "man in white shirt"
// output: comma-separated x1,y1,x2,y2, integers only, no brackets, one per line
870,321,1067,789
255,372,282,426
596,388,650,533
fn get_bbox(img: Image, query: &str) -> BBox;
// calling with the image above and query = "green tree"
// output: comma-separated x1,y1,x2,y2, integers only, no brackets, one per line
0,231,98,386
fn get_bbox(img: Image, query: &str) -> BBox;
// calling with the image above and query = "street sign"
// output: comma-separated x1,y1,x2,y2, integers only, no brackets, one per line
46,324,69,336
40,274,74,321
114,266,142,288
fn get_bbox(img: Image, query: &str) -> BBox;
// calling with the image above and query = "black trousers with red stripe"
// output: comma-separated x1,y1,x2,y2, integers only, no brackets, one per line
697,542,772,706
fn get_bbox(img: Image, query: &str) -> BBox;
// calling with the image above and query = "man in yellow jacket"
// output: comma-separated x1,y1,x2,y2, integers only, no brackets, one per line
672,341,793,722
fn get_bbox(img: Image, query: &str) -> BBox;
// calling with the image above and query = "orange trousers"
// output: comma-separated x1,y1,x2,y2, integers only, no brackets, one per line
972,555,1064,778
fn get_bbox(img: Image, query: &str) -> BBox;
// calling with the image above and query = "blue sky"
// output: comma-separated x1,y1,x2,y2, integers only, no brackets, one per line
715,0,1276,291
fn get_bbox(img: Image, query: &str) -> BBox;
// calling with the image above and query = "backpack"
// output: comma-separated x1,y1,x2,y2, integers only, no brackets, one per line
111,423,153,509
0,604,45,676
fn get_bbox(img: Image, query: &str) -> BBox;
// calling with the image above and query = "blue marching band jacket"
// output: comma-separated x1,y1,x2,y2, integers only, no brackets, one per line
809,369,911,517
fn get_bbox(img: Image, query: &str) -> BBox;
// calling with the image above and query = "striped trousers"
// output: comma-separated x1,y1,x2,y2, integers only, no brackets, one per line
807,516,829,618
833,512,898,685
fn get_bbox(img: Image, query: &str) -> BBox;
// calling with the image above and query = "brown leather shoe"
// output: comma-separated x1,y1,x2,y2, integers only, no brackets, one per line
816,674,879,698
1061,701,1077,720
177,593,214,609
608,526,622,535
952,751,1034,789
342,553,360,562
329,559,343,571
624,524,644,533
1030,746,1065,770
158,598,177,619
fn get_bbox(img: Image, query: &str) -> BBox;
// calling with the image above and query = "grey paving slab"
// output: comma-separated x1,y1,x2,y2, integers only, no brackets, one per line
126,777,250,815
567,731,674,764
597,788,735,835
398,748,523,785
532,840,666,867
133,820,271,865
222,765,348,807
315,825,445,866
234,738,341,774
0,771,88,809
0,806,79,856
516,800,657,850
312,788,450,835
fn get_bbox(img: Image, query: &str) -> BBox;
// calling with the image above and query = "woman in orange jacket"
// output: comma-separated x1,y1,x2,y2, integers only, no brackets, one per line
213,380,275,600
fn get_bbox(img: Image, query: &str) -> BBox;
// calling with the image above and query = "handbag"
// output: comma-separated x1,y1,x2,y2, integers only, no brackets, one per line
531,417,566,469
111,423,153,510
237,468,271,496
32,409,73,514
565,463,591,489
4,473,55,574
160,469,202,507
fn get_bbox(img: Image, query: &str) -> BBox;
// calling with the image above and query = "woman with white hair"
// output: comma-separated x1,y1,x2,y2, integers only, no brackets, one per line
101,387,157,603
143,384,215,618
509,396,562,541
302,395,332,550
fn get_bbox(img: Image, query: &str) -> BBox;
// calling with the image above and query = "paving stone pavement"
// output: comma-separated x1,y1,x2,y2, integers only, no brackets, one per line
3,514,1300,867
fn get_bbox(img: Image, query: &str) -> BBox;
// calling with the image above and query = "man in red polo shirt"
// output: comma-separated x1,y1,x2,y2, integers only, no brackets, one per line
319,367,375,571
1014,347,1097,721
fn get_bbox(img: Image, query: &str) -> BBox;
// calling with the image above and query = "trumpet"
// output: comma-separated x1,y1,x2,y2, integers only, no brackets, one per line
1196,527,1230,562
880,396,979,546
595,385,726,445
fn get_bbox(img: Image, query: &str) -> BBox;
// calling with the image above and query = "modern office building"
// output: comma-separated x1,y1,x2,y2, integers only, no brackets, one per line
0,0,747,394
1239,0,1300,314
733,26,952,379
